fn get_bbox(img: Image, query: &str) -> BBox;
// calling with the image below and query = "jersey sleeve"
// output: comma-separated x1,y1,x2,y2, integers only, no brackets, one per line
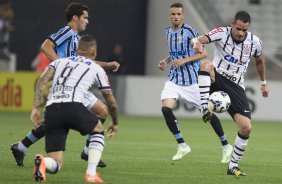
186,26,199,40
48,26,73,47
192,27,199,38
94,65,111,90
48,60,58,71
204,27,226,43
253,36,263,58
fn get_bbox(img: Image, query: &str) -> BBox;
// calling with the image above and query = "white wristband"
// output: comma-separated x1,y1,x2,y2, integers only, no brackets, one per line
191,38,198,45
260,80,267,85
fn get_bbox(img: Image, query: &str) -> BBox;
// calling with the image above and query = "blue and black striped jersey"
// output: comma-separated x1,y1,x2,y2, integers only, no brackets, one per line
166,23,200,86
48,25,80,58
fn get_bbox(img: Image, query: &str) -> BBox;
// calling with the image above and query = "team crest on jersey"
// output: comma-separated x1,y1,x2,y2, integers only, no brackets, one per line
243,44,251,55
167,34,184,43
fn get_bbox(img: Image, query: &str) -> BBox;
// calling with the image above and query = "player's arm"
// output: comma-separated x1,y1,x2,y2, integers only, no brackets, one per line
158,56,171,71
170,48,207,68
192,27,226,53
255,55,269,97
101,90,119,125
191,35,210,45
88,49,118,71
101,89,119,139
33,66,55,108
95,65,119,138
31,66,55,126
95,60,120,72
190,35,210,54
41,39,58,61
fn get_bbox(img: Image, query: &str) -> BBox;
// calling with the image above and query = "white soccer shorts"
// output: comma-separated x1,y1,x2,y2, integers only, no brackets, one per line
83,91,98,111
161,81,201,110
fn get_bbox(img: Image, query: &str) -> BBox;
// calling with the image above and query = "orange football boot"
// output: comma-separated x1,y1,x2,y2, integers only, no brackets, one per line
33,154,46,182
85,174,104,183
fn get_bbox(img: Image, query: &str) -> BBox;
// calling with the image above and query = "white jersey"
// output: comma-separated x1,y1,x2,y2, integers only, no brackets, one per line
205,27,262,88
46,56,110,106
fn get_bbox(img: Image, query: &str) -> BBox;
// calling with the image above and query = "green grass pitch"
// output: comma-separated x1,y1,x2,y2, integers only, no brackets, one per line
0,112,281,184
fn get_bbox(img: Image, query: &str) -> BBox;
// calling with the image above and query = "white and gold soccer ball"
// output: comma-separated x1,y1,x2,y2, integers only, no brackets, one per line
208,91,231,113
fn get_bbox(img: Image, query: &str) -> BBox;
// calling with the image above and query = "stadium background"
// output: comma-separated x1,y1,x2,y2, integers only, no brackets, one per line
0,0,281,121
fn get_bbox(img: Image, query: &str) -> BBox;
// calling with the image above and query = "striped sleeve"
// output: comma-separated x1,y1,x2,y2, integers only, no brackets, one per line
205,27,225,43
165,27,170,37
253,36,263,58
93,64,111,90
48,60,58,71
48,26,73,47
183,24,198,40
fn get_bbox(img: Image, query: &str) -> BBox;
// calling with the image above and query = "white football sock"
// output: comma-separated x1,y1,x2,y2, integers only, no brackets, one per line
44,157,60,174
198,71,211,109
229,133,248,169
17,142,28,153
86,133,105,176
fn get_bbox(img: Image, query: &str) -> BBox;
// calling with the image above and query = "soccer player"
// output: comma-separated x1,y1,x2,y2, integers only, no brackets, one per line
192,10,269,176
158,3,232,162
31,35,117,182
10,3,119,167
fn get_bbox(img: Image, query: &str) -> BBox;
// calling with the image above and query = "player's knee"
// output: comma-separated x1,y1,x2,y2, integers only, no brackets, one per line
240,123,252,135
200,60,213,71
91,106,108,119
161,106,172,115
99,106,108,119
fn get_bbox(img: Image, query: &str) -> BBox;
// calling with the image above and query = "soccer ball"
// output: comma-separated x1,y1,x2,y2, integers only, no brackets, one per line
208,91,231,113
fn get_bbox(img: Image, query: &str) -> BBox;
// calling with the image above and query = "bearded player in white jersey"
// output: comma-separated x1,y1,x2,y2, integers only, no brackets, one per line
31,35,118,183
191,11,269,176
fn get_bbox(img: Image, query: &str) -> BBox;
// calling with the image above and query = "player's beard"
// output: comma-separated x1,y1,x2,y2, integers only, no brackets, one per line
232,32,246,43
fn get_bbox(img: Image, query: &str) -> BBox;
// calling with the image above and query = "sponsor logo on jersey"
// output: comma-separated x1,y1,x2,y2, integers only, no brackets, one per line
220,71,237,82
70,51,76,56
84,61,91,65
224,54,238,64
224,55,247,65
51,85,73,94
170,50,187,57
53,93,70,100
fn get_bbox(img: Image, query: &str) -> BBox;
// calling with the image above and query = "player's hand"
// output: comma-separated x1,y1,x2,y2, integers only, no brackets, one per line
193,39,203,53
170,58,185,68
108,61,120,72
158,60,166,71
106,123,118,139
30,107,41,127
261,84,269,97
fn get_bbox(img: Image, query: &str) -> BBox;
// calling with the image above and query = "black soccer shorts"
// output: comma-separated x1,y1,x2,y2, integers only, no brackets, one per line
44,102,99,153
210,70,251,120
